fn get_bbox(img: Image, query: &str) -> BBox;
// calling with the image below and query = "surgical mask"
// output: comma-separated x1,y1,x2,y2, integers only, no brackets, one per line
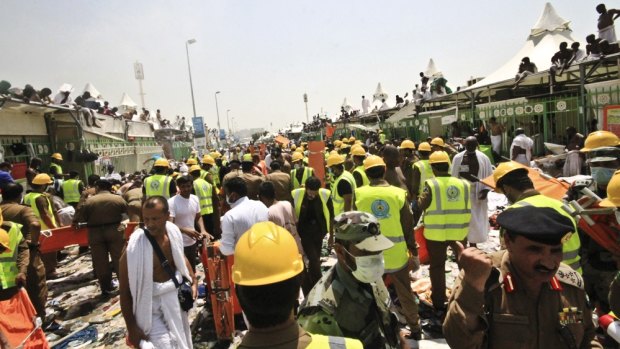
327,168,333,175
615,210,620,226
294,163,302,170
344,248,385,283
226,194,235,205
590,167,615,186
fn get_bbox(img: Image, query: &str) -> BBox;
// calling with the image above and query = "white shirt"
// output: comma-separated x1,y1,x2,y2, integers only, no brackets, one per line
362,98,370,114
220,196,269,256
168,194,200,247
510,133,534,165
380,102,389,111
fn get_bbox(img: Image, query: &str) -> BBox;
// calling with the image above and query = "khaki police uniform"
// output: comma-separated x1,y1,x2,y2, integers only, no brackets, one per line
266,170,293,202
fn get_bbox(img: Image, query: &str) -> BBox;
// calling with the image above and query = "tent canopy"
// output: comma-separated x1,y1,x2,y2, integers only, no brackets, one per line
83,83,102,99
119,92,137,107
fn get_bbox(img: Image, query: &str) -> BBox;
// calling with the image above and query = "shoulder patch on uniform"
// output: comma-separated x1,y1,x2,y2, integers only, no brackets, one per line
555,264,584,290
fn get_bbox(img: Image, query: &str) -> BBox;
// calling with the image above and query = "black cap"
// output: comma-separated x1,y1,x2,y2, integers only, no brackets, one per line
497,206,574,245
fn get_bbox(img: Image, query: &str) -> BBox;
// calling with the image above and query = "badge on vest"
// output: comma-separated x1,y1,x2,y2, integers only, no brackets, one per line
371,199,390,219
446,185,461,202
151,181,160,189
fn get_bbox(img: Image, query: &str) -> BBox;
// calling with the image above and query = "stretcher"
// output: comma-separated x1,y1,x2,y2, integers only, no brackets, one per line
201,242,237,341
38,222,140,254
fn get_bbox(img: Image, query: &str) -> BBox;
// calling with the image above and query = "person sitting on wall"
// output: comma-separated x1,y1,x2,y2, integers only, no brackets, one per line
514,57,538,87
549,42,573,87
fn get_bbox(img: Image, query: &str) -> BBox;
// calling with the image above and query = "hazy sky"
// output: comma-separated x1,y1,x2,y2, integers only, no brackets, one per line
0,1,604,131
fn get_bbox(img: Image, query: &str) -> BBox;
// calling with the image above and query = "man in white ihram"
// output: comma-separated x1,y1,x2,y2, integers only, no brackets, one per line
119,196,195,349
510,128,534,166
361,95,370,114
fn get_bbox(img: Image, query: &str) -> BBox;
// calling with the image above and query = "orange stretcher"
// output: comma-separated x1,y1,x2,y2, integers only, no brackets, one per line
38,222,140,254
201,242,237,340
0,289,49,348
569,192,620,255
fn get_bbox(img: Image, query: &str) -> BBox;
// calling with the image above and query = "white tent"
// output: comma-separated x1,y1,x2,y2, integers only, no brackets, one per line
373,83,388,102
341,97,353,112
465,2,576,91
83,83,102,99
119,92,137,108
424,58,442,78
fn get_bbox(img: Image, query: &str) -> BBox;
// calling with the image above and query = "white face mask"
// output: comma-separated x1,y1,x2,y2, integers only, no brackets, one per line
344,248,384,283
226,194,235,205
294,163,302,170
615,210,620,226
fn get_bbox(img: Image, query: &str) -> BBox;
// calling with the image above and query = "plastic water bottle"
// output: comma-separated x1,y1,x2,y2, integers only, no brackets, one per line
599,314,620,343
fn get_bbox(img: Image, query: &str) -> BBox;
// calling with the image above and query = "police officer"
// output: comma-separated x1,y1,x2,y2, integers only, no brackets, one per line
350,145,369,187
354,155,421,339
298,211,407,348
418,151,471,314
493,161,582,273
598,169,620,316
290,151,314,190
60,170,84,208
326,153,356,216
232,221,363,349
143,158,176,199
443,206,601,349
189,165,220,240
0,208,28,306
49,153,64,180
400,140,417,197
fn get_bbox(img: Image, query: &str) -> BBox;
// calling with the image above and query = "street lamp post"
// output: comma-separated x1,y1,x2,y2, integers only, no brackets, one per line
303,93,309,123
214,91,221,147
185,39,197,118
226,109,231,144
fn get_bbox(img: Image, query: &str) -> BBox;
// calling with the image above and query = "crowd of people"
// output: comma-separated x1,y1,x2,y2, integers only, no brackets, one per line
0,125,618,348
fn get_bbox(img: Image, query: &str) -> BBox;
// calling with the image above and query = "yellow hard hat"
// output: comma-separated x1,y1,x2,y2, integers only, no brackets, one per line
210,151,221,159
242,154,253,162
0,210,10,253
326,153,345,167
418,142,432,152
295,147,304,154
581,131,620,152
186,158,198,166
430,137,445,147
342,137,350,144
32,173,53,185
429,151,450,164
600,170,620,207
232,221,304,286
400,140,416,150
351,146,366,157
290,144,297,150
202,155,215,165
354,140,362,145
301,141,308,146
329,150,339,156
171,172,180,178
292,152,304,163
363,155,385,170
349,136,356,143
492,161,529,193
189,165,202,173
51,153,63,161
154,158,170,167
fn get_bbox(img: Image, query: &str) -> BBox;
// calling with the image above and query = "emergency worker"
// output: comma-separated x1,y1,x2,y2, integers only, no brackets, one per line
298,211,407,348
232,221,363,349
411,142,434,201
600,170,620,315
143,158,177,199
350,145,369,187
400,140,417,197
189,165,220,240
265,161,292,202
443,206,601,349
49,153,64,180
60,170,84,208
240,154,264,200
417,151,471,314
290,151,314,190
354,155,421,339
493,161,582,273
326,153,356,215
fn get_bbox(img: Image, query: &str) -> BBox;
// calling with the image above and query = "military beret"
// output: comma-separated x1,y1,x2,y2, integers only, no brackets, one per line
497,206,574,245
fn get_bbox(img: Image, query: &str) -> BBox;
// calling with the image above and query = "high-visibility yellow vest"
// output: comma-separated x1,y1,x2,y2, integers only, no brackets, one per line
423,177,471,242
306,333,363,349
291,167,314,190
355,185,409,273
193,178,214,215
210,165,220,188
352,165,369,187
292,188,331,232
50,163,62,176
62,179,82,204
200,169,209,181
508,194,582,274
0,222,23,289
24,192,57,230
413,160,434,195
331,171,356,216
144,174,172,199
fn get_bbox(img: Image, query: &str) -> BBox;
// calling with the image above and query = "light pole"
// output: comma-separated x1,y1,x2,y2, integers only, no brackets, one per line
214,91,221,147
226,109,231,144
185,39,197,118
303,93,309,123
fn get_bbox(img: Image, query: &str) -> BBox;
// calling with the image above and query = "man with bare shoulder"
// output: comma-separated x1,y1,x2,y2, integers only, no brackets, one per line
119,196,195,349
489,117,505,160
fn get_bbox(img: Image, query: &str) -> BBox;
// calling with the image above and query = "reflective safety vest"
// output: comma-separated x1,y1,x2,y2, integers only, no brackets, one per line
352,165,369,187
306,333,364,349
509,194,582,274
200,169,209,181
413,160,434,195
144,174,172,199
331,171,356,216
50,163,62,176
355,185,409,273
210,165,221,188
193,178,214,215
62,179,82,204
0,222,23,289
291,167,314,190
292,188,331,232
23,192,57,230
423,177,471,242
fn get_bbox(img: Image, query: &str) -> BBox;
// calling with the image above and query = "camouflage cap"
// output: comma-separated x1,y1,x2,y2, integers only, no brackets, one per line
334,211,393,252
